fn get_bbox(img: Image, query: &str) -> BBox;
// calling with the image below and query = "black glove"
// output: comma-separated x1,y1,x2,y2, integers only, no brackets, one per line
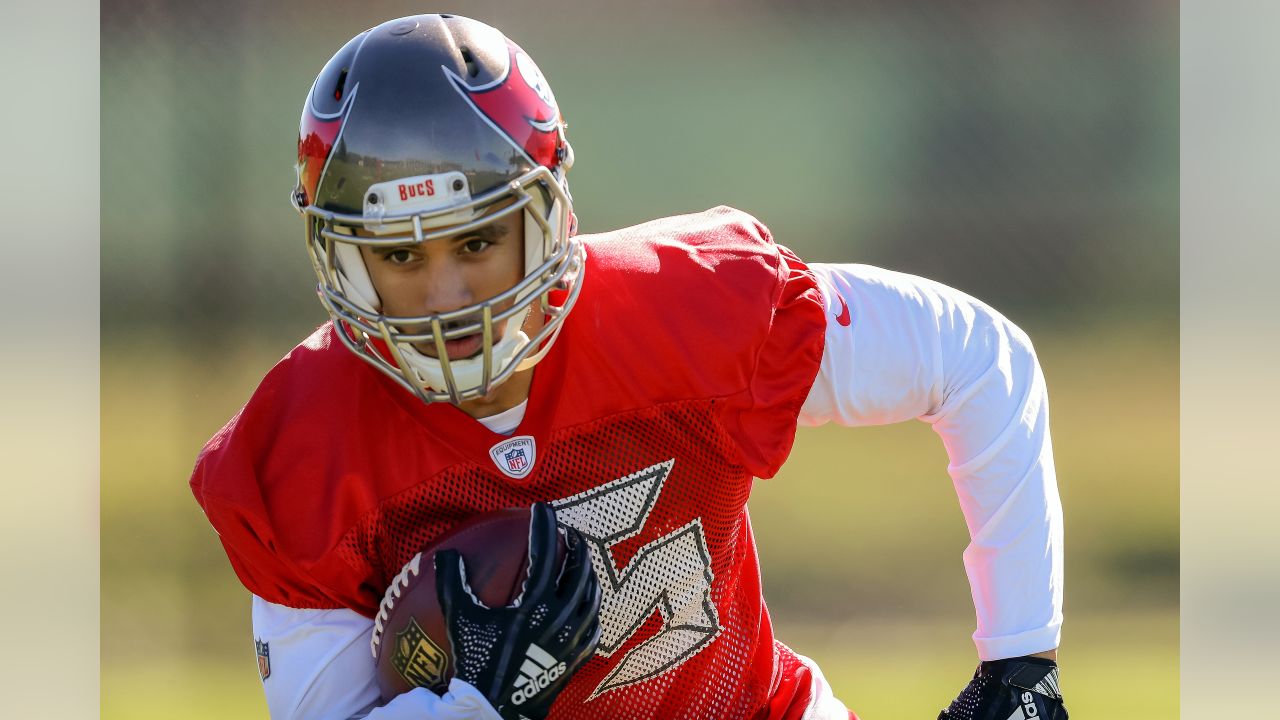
938,656,1068,720
435,503,602,720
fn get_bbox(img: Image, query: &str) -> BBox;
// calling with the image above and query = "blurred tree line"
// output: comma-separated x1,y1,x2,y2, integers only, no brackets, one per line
102,0,1176,343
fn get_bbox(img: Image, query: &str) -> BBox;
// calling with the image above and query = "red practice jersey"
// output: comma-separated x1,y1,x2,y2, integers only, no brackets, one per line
192,207,830,719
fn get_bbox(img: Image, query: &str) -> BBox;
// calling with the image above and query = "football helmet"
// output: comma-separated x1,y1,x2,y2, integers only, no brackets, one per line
293,14,583,404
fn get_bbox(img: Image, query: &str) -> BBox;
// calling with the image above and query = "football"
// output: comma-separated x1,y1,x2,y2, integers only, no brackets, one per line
371,506,564,700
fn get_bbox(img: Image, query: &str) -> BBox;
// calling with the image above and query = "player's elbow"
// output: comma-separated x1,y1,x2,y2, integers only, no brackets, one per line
937,300,1047,424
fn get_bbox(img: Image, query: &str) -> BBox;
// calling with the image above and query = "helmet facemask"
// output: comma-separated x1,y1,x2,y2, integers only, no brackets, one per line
303,164,584,405
294,14,582,404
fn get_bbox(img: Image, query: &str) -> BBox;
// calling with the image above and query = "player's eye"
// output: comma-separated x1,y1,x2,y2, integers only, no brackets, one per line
460,237,492,255
381,248,414,265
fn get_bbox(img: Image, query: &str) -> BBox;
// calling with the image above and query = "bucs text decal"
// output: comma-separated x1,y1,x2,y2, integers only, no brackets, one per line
551,460,720,699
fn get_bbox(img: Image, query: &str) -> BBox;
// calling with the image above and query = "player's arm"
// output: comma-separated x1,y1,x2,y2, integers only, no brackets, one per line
798,263,1064,661
250,596,501,720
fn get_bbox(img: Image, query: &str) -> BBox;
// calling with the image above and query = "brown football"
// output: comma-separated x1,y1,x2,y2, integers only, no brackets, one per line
371,506,563,701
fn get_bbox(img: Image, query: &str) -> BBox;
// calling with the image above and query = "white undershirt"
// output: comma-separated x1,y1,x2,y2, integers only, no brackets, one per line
248,263,1064,719
476,400,526,436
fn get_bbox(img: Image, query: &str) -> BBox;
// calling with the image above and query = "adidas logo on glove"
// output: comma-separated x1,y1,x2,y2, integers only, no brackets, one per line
1005,691,1040,720
511,643,567,706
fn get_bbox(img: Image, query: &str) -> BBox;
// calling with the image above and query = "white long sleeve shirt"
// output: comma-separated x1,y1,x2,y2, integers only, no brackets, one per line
249,263,1064,719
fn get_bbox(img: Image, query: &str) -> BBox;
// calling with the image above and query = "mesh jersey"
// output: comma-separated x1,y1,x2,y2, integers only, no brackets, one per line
191,206,829,720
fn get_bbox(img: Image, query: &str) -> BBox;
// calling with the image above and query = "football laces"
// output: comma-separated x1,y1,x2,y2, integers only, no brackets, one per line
370,552,423,658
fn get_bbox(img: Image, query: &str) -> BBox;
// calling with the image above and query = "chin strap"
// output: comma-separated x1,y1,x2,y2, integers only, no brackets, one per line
333,241,382,312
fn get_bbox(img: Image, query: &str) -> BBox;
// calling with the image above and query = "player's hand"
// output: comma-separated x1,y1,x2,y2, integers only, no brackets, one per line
435,502,601,720
938,656,1068,720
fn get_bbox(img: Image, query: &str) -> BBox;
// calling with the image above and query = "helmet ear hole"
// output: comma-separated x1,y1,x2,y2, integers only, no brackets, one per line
459,46,479,78
334,67,350,101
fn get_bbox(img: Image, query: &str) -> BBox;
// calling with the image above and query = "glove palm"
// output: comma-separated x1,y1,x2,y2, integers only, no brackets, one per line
435,503,601,720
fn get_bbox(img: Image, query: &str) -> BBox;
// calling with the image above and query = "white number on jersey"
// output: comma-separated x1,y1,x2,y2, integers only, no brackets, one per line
552,460,721,699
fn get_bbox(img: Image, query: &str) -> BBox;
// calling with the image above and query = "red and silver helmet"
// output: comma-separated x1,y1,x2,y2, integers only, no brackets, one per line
293,14,583,404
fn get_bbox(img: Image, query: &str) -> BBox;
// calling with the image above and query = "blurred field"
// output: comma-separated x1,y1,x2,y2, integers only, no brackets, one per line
103,613,1176,720
101,2,1177,716
101,322,1176,718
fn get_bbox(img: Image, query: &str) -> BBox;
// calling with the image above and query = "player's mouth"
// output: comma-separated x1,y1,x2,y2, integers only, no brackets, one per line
412,327,486,360
440,332,483,360
401,309,516,361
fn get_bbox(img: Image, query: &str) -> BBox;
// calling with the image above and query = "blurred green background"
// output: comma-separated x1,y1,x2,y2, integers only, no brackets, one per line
101,1,1177,717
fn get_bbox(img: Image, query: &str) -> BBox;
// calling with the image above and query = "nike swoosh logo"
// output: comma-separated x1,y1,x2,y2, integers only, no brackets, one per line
834,294,851,327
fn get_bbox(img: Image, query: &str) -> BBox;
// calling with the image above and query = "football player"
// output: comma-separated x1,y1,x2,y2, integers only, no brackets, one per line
190,14,1067,720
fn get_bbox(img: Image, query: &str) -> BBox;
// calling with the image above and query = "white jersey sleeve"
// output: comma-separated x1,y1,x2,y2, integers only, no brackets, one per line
798,263,1064,661
251,595,501,720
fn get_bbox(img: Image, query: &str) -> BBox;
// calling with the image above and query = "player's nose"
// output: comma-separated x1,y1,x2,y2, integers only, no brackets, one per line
417,262,475,318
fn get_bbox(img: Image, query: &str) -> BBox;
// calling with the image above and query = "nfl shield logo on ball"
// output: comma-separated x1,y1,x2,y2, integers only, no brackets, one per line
391,617,449,690
489,435,537,479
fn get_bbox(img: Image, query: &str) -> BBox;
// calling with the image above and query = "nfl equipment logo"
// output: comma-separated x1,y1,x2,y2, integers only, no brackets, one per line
489,435,537,479
505,448,528,471
255,638,271,680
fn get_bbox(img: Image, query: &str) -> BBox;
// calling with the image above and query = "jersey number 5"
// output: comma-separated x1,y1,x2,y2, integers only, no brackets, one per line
552,459,721,699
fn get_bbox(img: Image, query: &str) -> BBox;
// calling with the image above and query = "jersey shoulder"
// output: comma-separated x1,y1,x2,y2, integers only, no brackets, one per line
189,323,416,610
581,205,785,283
192,323,365,499
562,207,826,432
567,207,790,398
578,205,804,339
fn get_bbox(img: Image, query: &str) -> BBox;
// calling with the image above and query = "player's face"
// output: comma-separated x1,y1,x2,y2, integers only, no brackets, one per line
359,208,529,361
